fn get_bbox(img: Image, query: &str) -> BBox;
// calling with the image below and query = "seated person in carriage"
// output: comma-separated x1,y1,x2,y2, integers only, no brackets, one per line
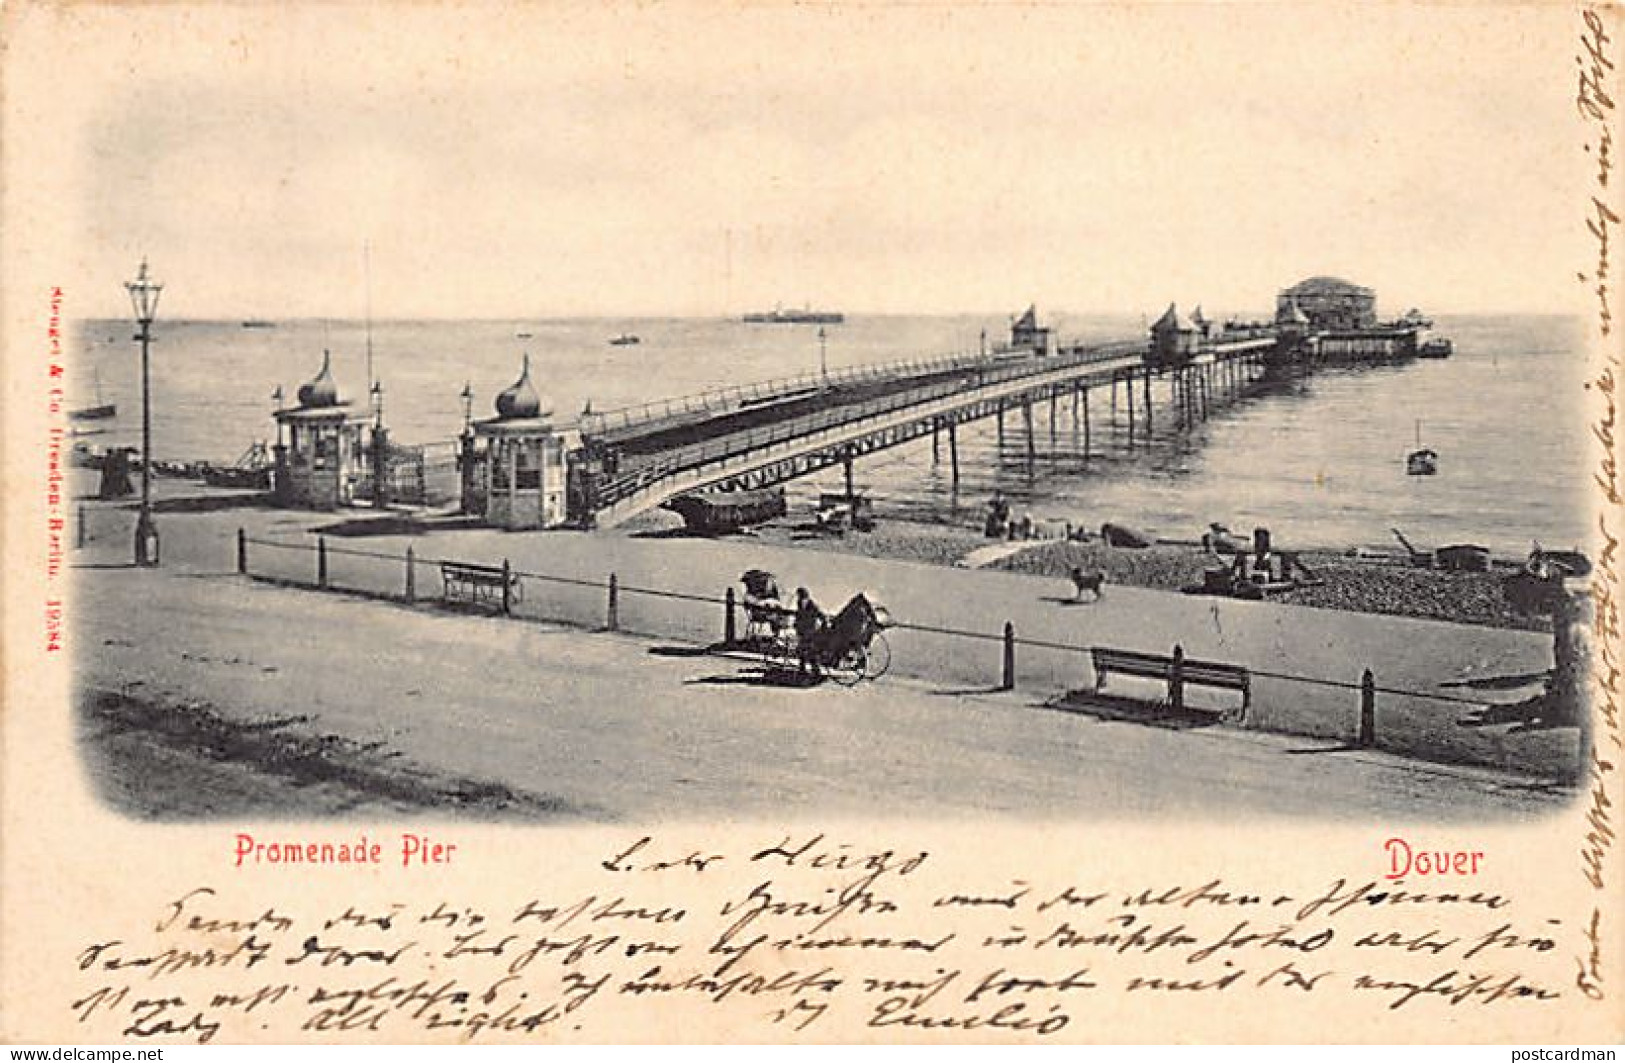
741,569,790,640
793,587,828,676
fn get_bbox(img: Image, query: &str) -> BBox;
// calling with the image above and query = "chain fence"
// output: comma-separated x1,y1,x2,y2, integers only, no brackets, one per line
232,527,1575,781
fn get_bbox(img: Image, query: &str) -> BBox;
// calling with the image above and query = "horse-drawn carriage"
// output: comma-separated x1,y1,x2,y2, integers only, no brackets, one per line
739,570,894,686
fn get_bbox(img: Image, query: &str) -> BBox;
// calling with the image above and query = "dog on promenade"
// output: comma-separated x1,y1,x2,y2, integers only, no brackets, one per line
1069,566,1106,602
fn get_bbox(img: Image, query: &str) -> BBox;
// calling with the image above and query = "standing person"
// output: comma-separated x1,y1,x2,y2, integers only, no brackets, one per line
794,587,827,678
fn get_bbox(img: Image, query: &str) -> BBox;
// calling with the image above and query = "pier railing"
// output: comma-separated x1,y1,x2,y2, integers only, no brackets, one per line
230,527,1566,783
580,339,1136,439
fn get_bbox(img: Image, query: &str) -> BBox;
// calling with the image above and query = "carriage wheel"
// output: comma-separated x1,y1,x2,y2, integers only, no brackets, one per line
829,647,867,687
864,633,891,680
764,635,795,673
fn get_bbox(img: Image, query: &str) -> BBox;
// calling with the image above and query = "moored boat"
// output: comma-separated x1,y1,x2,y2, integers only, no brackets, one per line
609,333,641,346
70,368,116,421
1405,420,1437,475
1406,448,1438,476
1419,338,1453,359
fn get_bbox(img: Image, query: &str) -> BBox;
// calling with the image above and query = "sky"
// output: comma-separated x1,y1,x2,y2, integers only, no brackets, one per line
25,3,1593,320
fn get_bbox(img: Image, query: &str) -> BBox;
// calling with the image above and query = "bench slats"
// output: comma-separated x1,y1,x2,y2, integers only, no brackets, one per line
1090,645,1250,718
440,561,521,607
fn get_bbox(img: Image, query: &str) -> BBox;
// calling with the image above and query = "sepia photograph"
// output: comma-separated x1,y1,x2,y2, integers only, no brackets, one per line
3,0,1620,1046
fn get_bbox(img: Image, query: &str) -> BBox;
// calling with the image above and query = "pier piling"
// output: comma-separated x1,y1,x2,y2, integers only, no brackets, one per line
1143,370,1153,436
1082,385,1091,457
236,527,245,574
607,572,619,631
724,587,738,645
1023,401,1036,467
317,536,328,590
405,545,415,603
1127,374,1136,446
948,421,959,484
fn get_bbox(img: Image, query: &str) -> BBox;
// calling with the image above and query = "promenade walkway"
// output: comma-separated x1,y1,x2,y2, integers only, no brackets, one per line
73,484,1578,786
74,500,1571,820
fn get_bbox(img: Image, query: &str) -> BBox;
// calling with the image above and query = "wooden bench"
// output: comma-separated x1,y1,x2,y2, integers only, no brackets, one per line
441,560,521,609
1091,645,1249,721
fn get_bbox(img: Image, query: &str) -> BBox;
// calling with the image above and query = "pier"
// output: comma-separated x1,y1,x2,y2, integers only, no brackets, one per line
570,325,1277,528
180,276,1430,530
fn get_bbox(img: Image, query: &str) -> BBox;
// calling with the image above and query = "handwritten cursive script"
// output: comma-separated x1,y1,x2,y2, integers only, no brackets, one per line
52,833,1582,1043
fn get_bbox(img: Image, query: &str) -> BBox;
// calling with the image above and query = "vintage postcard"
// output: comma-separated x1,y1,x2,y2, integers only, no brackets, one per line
1,0,1621,1046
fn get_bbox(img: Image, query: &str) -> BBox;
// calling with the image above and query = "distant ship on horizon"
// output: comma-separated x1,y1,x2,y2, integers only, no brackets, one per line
742,304,844,325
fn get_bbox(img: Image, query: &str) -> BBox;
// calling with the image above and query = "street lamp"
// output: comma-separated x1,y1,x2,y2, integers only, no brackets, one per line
125,258,162,566
369,380,388,508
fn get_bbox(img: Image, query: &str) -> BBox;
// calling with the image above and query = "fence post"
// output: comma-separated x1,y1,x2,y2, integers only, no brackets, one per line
1001,621,1016,691
607,572,619,632
236,527,246,574
501,559,513,616
405,545,416,604
724,587,737,646
1358,668,1376,747
1170,644,1186,712
317,536,328,589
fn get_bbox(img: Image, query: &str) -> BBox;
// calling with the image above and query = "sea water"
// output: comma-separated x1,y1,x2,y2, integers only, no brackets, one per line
71,313,1593,556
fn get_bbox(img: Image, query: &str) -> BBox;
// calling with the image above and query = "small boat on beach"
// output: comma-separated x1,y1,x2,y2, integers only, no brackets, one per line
609,333,641,346
663,486,787,534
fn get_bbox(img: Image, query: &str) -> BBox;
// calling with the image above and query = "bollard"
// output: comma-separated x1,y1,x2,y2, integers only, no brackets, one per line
724,587,737,646
501,559,513,616
607,572,619,632
236,527,247,574
1170,644,1186,713
317,536,328,589
1358,668,1376,747
1001,621,1016,691
405,545,416,604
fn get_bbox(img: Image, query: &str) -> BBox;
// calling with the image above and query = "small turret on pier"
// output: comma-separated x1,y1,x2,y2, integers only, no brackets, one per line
1010,304,1054,354
463,354,579,529
1147,303,1200,370
273,350,369,510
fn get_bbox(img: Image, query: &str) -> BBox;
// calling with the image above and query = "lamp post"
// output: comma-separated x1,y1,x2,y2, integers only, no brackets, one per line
817,326,828,393
370,380,388,508
458,382,476,516
125,259,162,566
